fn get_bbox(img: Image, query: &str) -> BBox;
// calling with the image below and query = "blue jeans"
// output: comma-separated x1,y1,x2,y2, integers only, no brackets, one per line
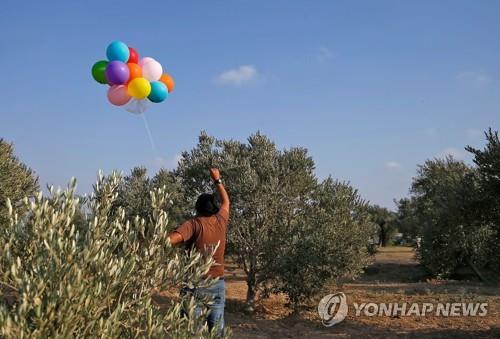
182,279,225,334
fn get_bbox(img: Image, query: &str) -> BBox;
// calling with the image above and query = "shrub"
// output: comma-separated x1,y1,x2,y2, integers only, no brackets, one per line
0,173,229,338
466,128,500,272
263,178,375,309
0,139,38,230
410,157,492,277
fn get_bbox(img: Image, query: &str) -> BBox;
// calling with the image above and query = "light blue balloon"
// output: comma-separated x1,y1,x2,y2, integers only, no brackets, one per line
148,81,168,103
106,41,130,62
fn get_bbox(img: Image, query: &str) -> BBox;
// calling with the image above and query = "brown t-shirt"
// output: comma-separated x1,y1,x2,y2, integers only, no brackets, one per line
174,208,228,278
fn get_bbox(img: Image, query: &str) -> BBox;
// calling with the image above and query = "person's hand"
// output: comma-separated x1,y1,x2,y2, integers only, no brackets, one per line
209,168,220,181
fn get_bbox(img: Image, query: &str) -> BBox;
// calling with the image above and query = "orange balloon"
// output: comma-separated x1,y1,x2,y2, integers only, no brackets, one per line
160,73,175,93
127,63,142,83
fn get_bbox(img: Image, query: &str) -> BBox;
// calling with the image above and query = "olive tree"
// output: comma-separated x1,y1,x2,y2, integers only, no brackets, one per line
367,205,397,247
176,131,374,309
466,128,500,272
113,166,152,221
393,197,420,242
112,167,186,227
0,173,230,338
263,177,375,309
410,157,492,277
151,168,186,225
175,132,318,305
0,139,38,229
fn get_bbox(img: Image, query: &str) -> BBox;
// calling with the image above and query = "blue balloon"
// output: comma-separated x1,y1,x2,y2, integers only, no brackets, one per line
148,81,168,103
106,41,130,62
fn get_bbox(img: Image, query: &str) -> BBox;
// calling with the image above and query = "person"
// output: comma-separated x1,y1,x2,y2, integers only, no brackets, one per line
168,168,229,334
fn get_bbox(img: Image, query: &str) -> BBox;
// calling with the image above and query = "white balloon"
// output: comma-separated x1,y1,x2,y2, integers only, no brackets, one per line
142,59,163,81
124,98,149,114
138,57,155,67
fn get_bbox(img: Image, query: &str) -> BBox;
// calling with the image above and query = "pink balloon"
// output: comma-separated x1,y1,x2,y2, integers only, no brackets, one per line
138,57,155,67
142,59,163,81
107,85,131,106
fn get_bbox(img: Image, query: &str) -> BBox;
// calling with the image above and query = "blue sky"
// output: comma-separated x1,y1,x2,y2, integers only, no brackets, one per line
1,0,499,208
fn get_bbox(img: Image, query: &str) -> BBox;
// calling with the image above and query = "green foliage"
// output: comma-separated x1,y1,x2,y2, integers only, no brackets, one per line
0,173,229,338
466,128,500,272
393,197,420,243
367,205,397,247
264,178,375,309
0,139,38,229
112,167,186,228
408,156,493,277
116,167,152,221
466,129,500,221
176,132,296,304
176,131,374,308
151,169,186,225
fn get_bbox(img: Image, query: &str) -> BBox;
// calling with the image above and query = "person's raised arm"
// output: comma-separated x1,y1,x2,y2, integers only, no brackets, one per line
210,168,229,212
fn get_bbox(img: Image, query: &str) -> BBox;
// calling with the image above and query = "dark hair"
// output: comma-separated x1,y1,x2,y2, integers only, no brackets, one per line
195,193,220,217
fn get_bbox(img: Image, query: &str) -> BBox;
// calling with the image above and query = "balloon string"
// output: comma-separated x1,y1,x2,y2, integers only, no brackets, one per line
141,114,157,153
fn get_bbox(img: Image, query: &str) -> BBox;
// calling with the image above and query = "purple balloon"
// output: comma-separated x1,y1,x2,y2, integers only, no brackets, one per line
105,61,129,85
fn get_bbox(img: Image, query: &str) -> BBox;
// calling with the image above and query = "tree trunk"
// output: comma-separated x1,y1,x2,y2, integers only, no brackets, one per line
379,225,387,247
466,258,487,282
246,269,256,305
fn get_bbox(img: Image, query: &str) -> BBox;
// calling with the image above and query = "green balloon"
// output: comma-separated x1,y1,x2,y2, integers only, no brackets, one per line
91,60,109,84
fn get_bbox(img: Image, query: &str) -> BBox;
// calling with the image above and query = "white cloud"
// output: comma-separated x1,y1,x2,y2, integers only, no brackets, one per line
437,147,467,160
465,128,482,139
385,161,401,170
456,71,491,87
215,65,257,86
317,46,334,62
152,154,182,170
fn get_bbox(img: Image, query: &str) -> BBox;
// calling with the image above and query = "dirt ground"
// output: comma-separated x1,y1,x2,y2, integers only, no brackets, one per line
224,247,500,338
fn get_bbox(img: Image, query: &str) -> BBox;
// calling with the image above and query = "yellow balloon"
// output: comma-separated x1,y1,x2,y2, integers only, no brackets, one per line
127,77,151,99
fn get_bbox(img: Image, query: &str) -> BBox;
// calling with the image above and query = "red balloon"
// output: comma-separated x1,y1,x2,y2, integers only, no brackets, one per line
128,47,139,63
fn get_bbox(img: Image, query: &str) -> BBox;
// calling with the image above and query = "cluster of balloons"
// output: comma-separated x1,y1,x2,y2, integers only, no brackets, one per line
91,41,174,113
